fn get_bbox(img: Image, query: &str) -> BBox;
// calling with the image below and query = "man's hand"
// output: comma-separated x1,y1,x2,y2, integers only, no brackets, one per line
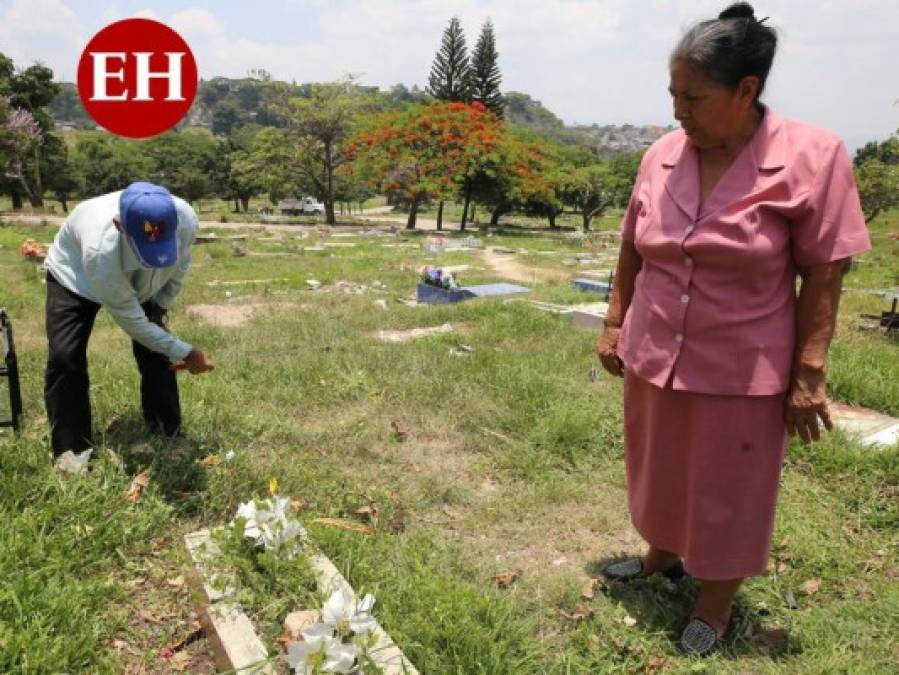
596,326,624,377
170,349,214,375
785,366,832,444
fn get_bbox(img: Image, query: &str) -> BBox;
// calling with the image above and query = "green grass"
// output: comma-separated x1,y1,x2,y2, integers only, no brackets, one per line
0,209,897,673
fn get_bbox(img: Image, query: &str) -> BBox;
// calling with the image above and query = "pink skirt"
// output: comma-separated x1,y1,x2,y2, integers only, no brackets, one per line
623,371,788,580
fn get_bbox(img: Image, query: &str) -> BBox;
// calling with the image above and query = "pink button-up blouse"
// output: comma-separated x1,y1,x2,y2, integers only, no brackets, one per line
617,108,872,396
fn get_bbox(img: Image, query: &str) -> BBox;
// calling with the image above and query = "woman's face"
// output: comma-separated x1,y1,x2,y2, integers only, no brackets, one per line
668,59,757,150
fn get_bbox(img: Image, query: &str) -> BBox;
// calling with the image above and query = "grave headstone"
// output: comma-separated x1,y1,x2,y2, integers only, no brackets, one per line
572,278,612,294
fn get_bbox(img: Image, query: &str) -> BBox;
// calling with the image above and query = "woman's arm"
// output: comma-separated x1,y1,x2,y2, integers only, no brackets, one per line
596,240,643,377
786,258,850,443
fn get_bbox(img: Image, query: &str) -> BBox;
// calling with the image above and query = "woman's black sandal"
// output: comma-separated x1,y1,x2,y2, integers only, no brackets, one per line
601,557,686,582
679,617,721,656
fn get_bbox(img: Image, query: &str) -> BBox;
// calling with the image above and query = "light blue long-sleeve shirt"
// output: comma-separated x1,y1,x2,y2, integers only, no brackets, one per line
45,190,198,363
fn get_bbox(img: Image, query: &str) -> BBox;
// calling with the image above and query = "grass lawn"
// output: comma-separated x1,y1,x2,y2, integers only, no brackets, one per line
0,210,896,673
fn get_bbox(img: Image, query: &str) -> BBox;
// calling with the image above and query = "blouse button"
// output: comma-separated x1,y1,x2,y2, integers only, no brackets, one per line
684,224,695,235
675,333,684,342
684,257,693,266
680,294,690,304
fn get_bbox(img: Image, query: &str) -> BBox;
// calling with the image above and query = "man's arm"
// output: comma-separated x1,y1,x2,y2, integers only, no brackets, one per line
152,245,191,309
153,206,197,309
83,248,193,363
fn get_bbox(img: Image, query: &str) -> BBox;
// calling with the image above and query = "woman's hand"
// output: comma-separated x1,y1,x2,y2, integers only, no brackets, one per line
784,367,832,443
787,259,846,444
596,326,624,377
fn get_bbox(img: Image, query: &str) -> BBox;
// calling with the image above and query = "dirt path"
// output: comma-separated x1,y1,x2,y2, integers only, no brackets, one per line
481,247,568,284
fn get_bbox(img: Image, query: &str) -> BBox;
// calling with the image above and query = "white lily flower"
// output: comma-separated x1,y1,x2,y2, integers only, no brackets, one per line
323,587,378,636
232,497,305,556
268,496,292,520
234,499,265,542
286,626,357,674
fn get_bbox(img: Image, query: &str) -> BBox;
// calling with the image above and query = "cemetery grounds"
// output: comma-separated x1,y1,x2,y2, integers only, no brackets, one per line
0,208,897,674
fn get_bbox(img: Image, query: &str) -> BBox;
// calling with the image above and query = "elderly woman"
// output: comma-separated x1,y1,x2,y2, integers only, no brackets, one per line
596,2,871,656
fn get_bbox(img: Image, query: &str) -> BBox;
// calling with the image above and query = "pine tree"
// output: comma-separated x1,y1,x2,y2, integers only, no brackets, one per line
470,19,503,118
427,17,470,102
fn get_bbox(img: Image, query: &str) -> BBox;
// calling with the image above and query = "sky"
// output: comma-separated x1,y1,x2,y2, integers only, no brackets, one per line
1,0,897,150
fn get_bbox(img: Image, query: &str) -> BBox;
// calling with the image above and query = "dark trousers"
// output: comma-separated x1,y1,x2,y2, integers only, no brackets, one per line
44,272,181,454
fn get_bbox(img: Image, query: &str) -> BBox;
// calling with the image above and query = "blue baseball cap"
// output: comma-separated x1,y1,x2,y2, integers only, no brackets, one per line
119,182,178,268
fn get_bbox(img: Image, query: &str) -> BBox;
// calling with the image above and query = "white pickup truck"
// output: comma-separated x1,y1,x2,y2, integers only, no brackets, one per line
277,196,325,215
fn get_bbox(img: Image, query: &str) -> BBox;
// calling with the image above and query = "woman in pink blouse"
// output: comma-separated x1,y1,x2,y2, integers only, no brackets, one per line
596,2,871,656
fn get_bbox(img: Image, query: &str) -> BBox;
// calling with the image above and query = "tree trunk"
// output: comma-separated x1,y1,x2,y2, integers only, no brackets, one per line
490,206,503,225
436,200,444,231
233,197,240,212
406,194,421,230
59,193,69,213
460,185,473,232
12,161,38,207
30,145,44,207
11,188,23,210
582,210,591,232
324,142,336,225
240,196,250,212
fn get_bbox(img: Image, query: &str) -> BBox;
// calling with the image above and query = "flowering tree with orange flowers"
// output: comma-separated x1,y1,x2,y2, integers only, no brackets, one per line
349,101,505,230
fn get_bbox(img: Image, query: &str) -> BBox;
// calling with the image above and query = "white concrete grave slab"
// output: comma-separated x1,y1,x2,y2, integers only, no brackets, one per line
184,530,273,674
374,323,454,343
185,527,418,675
829,402,899,447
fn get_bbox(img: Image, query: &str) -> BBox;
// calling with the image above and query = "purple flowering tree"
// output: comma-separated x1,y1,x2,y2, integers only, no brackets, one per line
0,96,43,206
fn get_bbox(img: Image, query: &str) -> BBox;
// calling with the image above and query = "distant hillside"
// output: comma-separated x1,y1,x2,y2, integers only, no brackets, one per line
504,90,672,156
50,78,671,155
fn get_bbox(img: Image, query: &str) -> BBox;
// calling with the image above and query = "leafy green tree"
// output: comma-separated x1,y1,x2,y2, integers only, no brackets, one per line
243,126,300,204
144,128,218,203
607,150,644,195
855,158,899,222
250,77,378,224
385,83,430,109
853,130,899,222
215,126,263,211
523,167,568,228
48,83,92,129
427,17,470,103
41,133,80,212
469,19,503,118
565,163,618,231
854,133,899,167
211,101,241,136
70,133,156,196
